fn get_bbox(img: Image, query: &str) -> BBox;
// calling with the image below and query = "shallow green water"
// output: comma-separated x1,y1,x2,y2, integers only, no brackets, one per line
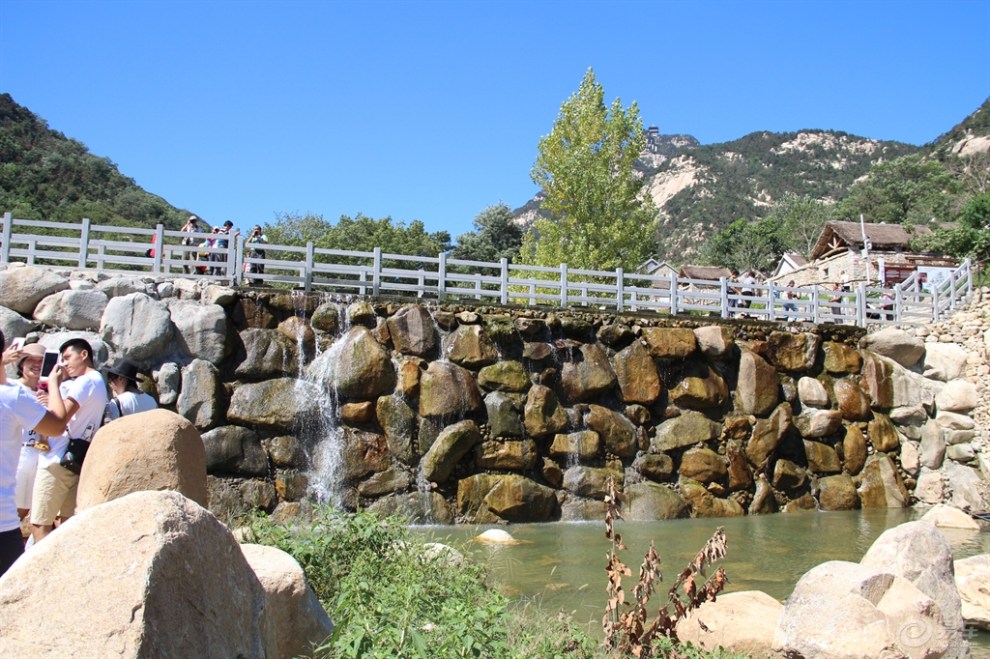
414,508,990,651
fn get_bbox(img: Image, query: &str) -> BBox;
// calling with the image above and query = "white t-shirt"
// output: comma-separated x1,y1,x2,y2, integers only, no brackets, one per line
105,390,158,421
1,382,47,533
37,369,108,469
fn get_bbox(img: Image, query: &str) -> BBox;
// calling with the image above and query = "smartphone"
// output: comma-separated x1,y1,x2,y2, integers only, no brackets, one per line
10,337,25,351
41,351,60,377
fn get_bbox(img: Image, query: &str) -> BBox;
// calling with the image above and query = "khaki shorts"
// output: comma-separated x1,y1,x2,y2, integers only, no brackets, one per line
30,462,79,526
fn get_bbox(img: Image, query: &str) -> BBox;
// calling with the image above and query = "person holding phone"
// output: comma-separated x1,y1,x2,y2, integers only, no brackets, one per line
0,331,70,576
11,343,47,524
179,214,205,274
245,225,268,286
29,338,107,545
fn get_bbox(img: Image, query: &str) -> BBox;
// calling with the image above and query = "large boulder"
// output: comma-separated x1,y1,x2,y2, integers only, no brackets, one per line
386,304,439,357
100,293,174,361
367,491,453,525
240,544,334,658
0,305,37,340
475,438,538,471
77,409,208,510
794,408,842,438
176,358,224,430
309,327,396,401
817,473,859,510
96,276,157,299
935,380,979,413
923,343,968,382
168,299,230,363
668,365,728,411
768,331,820,372
858,454,909,508
562,465,619,498
32,289,108,330
443,324,498,367
693,325,734,358
676,590,782,656
0,491,270,658
651,411,720,452
418,361,482,418
561,343,617,402
679,447,728,483
201,425,270,476
641,327,697,358
624,481,689,520
376,395,417,464
920,504,981,530
421,420,481,483
0,266,69,314
227,378,323,429
954,554,990,631
797,376,829,408
823,341,863,374
679,480,744,518
736,350,779,416
477,361,530,393
773,561,951,659
484,391,525,438
523,384,568,438
861,520,967,655
456,473,557,523
746,403,794,467
585,404,638,458
863,327,926,367
613,340,662,404
549,430,601,462
234,328,296,379
833,377,872,421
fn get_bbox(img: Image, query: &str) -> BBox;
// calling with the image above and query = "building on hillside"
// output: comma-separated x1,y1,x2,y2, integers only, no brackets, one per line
772,252,809,279
639,257,677,279
767,220,959,289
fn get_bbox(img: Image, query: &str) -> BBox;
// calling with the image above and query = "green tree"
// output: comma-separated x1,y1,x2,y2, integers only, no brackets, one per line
768,194,833,256
262,212,450,260
520,69,657,272
450,202,522,263
836,154,960,225
913,191,990,264
699,216,785,273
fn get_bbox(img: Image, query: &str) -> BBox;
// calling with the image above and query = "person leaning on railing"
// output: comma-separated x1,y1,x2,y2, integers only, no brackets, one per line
179,215,205,274
245,225,268,286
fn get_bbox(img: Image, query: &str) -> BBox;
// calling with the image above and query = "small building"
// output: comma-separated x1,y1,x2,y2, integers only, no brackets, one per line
677,264,733,280
772,252,809,280
639,257,677,279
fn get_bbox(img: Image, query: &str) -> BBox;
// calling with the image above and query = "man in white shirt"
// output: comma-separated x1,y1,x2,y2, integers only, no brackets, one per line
0,331,70,576
30,338,108,544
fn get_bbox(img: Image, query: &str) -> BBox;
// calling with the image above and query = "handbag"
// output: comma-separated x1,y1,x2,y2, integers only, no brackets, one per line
59,438,91,475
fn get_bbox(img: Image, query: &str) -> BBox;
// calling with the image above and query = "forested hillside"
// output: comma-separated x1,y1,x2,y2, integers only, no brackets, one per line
0,93,189,229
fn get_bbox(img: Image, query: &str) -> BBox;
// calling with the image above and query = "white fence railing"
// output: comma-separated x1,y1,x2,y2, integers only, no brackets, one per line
0,214,974,328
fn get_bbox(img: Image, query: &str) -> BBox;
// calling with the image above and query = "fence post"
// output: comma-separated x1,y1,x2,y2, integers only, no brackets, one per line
669,273,678,315
153,225,164,274
1,212,11,264
438,252,447,302
226,232,239,283
529,283,536,306
231,233,244,285
372,247,382,297
932,285,940,323
497,258,508,305
895,286,903,322
304,242,315,292
95,244,106,272
720,277,729,319
856,283,866,327
560,263,568,308
964,259,972,299
474,273,482,300
615,267,624,312
767,282,776,321
27,239,36,265
79,217,91,269
811,287,820,324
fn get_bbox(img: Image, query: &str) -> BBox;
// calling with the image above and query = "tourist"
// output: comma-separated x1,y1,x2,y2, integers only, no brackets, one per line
103,359,157,421
245,225,268,286
211,220,234,276
30,338,108,545
12,343,47,524
0,331,69,576
180,215,205,274
782,280,799,321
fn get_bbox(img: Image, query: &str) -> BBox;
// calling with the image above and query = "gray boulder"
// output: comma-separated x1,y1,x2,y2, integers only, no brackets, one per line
421,420,481,483
0,266,69,314
0,305,37,341
96,276,156,298
176,359,224,430
863,327,926,367
201,426,270,476
168,299,230,363
227,378,323,430
100,293,174,362
32,289,108,330
923,343,968,382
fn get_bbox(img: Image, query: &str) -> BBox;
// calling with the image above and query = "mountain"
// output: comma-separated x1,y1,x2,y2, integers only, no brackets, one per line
0,93,190,229
513,101,990,263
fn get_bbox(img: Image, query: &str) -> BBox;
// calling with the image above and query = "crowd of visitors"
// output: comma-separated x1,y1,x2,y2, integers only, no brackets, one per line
176,215,268,283
0,331,160,577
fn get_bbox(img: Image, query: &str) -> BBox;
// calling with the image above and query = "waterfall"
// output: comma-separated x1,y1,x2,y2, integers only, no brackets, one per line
299,297,351,507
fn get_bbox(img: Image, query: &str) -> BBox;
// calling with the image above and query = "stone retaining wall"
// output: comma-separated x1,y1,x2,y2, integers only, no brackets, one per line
1,264,986,523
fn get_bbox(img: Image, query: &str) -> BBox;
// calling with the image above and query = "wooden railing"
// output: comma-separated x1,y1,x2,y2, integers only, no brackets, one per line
0,214,974,328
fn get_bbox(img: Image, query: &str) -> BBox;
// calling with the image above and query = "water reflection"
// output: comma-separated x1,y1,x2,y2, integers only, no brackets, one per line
414,509,990,651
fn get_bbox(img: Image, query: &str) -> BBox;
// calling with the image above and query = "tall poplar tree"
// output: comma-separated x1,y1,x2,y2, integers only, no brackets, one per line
521,69,657,271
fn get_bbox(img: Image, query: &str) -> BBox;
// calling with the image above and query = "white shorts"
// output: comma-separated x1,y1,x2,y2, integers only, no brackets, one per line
16,445,40,510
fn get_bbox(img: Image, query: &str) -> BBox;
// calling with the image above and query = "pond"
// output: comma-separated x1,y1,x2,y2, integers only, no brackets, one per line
414,508,990,653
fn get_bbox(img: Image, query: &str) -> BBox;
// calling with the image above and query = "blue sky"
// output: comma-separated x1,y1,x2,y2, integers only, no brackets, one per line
2,0,989,239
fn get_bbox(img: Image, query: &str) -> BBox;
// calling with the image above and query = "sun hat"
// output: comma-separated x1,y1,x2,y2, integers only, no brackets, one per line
17,342,46,365
102,359,142,382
